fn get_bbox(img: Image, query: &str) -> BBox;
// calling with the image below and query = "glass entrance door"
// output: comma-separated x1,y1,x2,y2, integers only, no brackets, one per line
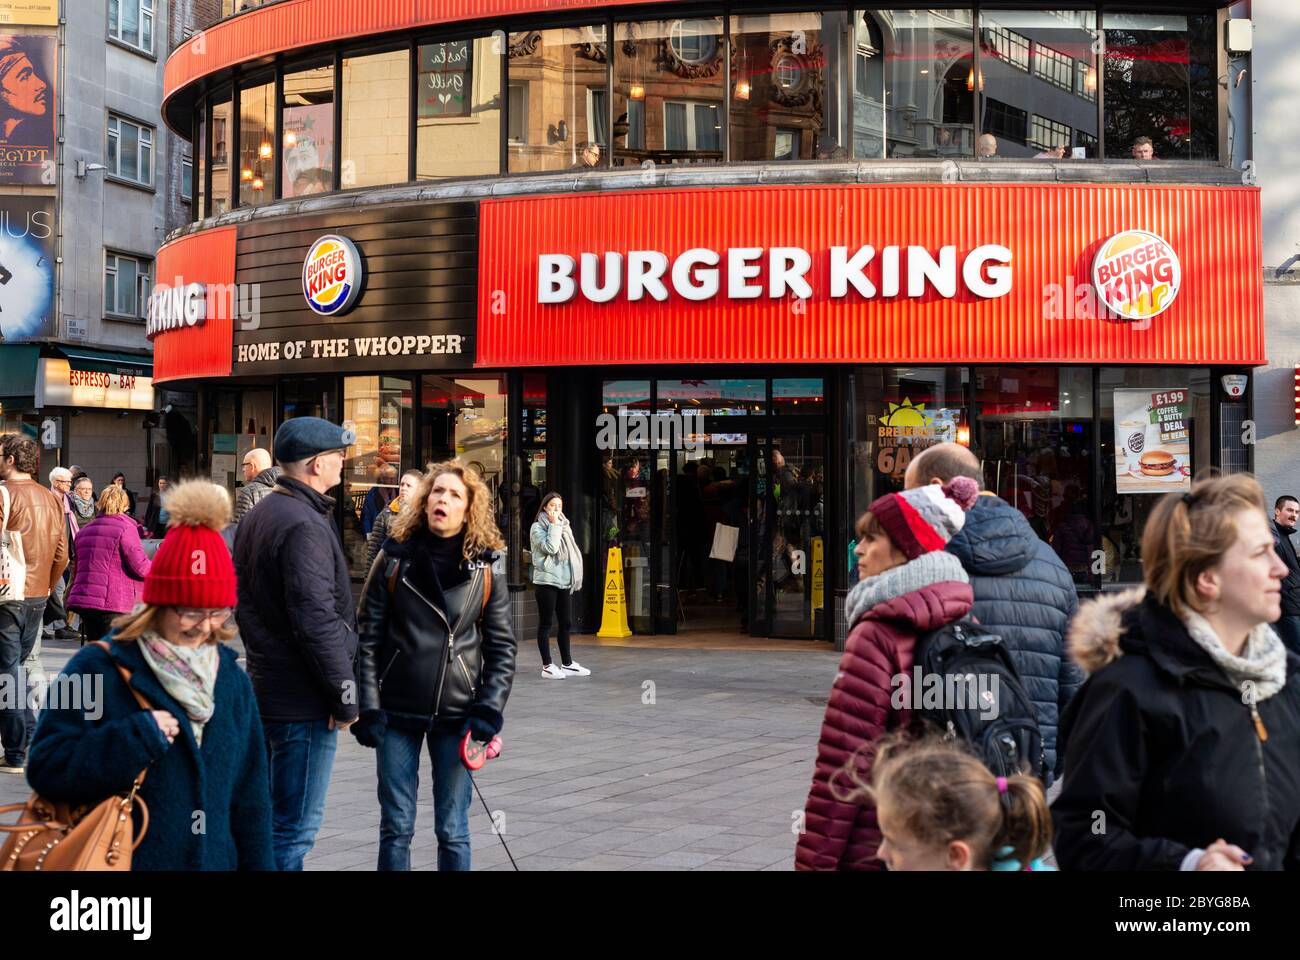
752,430,827,638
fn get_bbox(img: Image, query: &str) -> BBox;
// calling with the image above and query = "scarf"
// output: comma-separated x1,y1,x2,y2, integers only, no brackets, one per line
71,494,95,520
1179,610,1288,703
845,550,969,626
137,630,219,745
560,522,584,593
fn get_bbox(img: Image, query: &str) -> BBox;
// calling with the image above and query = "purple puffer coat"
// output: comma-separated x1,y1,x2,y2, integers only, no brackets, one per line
66,512,152,614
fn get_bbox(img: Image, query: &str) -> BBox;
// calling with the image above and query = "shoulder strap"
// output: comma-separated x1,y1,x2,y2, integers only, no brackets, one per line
94,640,153,712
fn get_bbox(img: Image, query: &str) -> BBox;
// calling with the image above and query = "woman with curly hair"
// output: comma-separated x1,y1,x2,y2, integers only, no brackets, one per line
353,459,517,871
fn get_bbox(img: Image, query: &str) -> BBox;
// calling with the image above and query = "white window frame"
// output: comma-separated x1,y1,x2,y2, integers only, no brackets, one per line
663,99,722,152
107,114,154,186
108,0,156,56
104,251,152,321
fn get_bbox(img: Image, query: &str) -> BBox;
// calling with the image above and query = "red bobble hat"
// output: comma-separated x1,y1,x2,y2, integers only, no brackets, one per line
142,480,237,608
868,475,981,561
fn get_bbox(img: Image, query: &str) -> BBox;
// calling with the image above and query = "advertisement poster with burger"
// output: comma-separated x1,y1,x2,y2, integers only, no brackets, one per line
1114,388,1192,493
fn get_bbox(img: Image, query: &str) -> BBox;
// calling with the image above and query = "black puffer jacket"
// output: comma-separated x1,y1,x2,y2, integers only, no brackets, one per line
233,466,282,524
233,477,358,724
356,533,516,736
1054,589,1300,871
945,494,1082,780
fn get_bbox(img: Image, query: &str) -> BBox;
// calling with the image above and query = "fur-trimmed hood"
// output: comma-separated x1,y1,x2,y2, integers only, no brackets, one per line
1067,587,1145,675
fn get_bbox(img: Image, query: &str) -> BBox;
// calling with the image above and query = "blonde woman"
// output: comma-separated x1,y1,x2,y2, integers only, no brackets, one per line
355,459,517,871
27,480,273,869
66,485,152,644
1054,474,1300,870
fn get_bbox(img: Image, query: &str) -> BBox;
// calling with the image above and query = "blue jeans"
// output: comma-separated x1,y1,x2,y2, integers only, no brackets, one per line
0,598,45,765
263,719,338,871
376,727,472,871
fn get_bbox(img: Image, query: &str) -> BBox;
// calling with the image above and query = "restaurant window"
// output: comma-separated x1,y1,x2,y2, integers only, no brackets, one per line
656,379,765,416
731,11,848,162
981,10,1098,159
417,36,502,180
109,0,154,55
282,62,335,197
342,376,416,579
104,251,151,320
872,9,974,159
181,156,192,204
772,378,824,416
1099,368,1210,583
280,378,337,424
973,367,1094,587
422,375,508,534
107,115,153,187
600,380,654,632
614,18,723,167
238,78,275,205
852,14,885,158
210,92,232,216
342,49,410,188
1103,13,1218,160
508,26,606,173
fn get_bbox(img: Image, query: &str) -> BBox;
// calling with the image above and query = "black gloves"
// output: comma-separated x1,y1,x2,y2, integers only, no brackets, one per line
352,709,388,748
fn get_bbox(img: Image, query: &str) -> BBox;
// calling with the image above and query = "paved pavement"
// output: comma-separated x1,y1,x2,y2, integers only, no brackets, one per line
1,638,840,871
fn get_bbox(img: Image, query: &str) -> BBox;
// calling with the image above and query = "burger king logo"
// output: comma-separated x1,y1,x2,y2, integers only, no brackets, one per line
1092,230,1181,321
303,235,363,316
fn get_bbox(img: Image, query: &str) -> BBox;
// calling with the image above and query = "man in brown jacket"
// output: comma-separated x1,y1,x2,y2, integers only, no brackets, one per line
0,434,67,772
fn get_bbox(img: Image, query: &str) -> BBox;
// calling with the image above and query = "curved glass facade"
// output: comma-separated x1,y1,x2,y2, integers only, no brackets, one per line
183,5,1228,219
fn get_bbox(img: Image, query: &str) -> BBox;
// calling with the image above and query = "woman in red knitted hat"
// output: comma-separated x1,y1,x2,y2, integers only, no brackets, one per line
26,480,274,870
795,476,980,871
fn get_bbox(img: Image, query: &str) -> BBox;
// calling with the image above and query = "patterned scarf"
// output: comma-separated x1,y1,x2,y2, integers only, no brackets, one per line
137,630,219,745
844,550,969,627
1179,610,1289,703
70,494,95,520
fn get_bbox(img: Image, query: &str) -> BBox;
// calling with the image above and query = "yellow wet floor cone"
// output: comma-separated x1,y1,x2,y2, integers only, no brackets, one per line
597,546,632,638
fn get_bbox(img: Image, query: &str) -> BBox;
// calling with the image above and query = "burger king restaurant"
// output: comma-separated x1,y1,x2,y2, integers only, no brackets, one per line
149,182,1263,648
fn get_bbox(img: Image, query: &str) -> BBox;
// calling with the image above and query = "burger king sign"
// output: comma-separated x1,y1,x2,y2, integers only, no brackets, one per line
1092,230,1181,322
303,235,364,316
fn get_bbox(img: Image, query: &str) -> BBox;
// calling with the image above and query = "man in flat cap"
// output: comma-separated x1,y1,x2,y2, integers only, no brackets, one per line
234,416,359,870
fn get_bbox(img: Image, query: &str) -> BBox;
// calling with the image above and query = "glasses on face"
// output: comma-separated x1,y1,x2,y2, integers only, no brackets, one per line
175,608,233,629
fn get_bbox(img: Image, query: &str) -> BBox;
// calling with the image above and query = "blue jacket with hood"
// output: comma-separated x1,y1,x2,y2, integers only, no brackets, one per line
945,493,1084,780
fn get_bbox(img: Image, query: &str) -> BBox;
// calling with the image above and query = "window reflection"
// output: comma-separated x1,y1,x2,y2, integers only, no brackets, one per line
210,94,231,215
343,377,415,578
981,11,1098,159
507,27,606,172
1103,14,1218,160
731,12,847,162
417,36,502,180
614,18,724,166
342,49,410,188
282,63,334,197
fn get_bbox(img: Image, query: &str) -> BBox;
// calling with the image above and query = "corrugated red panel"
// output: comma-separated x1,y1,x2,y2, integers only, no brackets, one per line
152,228,237,383
165,0,675,106
476,183,1264,367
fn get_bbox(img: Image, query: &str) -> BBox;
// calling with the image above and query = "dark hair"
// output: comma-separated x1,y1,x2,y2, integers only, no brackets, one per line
0,434,39,474
1276,495,1299,512
539,491,562,513
113,472,126,482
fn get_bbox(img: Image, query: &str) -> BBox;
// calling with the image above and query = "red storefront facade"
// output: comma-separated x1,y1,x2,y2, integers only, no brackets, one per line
155,1,1263,647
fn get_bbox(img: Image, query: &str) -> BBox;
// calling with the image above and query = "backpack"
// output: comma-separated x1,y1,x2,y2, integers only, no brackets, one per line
912,618,1045,781
0,485,26,603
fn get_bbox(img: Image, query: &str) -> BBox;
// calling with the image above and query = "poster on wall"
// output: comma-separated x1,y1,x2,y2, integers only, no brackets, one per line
874,398,960,481
0,33,54,183
281,102,334,197
1113,388,1192,494
0,196,53,340
418,40,472,118
0,3,58,26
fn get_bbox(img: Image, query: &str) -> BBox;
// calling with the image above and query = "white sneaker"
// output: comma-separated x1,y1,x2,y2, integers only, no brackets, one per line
541,664,566,679
561,661,591,677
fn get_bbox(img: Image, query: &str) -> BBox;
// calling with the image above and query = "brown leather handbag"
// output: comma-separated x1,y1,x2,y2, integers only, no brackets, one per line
0,641,152,871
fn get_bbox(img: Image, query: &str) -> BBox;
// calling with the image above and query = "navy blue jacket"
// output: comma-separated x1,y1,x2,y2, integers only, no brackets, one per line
234,476,359,723
26,638,274,871
945,494,1083,779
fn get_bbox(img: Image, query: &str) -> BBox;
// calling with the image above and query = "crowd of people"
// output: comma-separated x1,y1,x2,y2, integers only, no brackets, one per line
3,424,1300,872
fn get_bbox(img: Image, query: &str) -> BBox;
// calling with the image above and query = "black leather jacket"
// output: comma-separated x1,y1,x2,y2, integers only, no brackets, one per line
356,535,516,734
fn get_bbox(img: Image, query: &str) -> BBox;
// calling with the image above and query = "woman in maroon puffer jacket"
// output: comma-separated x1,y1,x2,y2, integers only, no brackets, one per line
795,476,978,871
67,485,152,643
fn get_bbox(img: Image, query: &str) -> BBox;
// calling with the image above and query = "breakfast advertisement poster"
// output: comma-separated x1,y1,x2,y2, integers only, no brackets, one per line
1114,388,1192,494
